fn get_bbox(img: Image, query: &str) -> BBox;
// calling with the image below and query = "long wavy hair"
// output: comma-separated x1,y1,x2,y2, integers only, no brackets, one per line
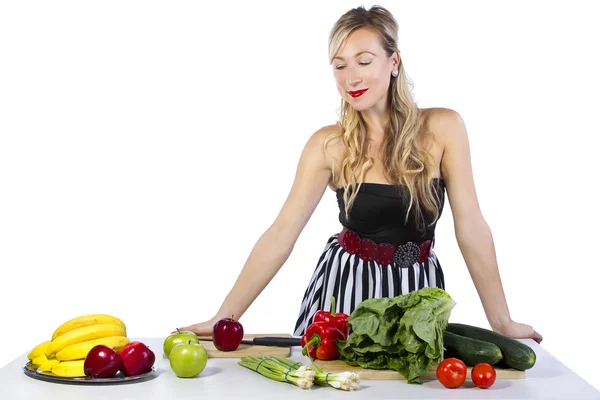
325,5,442,233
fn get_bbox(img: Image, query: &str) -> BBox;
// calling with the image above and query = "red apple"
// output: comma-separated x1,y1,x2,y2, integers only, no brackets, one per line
84,345,122,378
117,341,155,377
212,315,244,351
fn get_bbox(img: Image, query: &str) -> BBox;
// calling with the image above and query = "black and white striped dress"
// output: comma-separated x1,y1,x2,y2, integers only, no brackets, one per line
293,181,446,337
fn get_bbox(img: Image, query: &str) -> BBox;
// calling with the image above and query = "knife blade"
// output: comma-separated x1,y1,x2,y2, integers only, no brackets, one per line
197,336,302,347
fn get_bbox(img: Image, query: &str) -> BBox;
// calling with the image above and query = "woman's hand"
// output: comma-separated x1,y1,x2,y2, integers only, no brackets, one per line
174,319,217,336
495,320,543,343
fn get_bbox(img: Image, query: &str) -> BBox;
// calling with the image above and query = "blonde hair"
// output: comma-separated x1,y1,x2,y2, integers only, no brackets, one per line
325,5,442,233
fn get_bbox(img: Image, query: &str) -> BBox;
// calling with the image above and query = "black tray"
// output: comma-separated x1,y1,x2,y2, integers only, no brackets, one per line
23,362,157,385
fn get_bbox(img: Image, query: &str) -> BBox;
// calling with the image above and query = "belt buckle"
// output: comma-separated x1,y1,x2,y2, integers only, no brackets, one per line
393,242,421,268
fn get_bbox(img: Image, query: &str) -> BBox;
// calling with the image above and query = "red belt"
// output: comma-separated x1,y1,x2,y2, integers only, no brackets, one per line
338,227,432,267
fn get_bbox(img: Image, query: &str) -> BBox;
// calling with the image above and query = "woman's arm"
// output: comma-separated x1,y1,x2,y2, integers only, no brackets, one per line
180,126,337,335
434,108,542,343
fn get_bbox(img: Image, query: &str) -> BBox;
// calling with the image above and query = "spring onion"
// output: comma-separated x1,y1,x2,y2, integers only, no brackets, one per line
239,355,360,391
238,355,315,389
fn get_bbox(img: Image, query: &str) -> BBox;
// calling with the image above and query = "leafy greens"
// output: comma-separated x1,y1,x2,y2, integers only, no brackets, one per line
336,287,455,384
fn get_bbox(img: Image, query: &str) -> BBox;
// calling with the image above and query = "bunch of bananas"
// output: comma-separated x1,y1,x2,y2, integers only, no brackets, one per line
27,313,129,378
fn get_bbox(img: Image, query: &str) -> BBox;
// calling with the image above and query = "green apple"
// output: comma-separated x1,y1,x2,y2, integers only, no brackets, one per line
169,342,208,378
163,329,200,358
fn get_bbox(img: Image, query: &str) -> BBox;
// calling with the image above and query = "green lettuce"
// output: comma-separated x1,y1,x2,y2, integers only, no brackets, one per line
337,287,455,384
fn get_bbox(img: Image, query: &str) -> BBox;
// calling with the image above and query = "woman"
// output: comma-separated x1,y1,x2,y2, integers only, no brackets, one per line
179,5,542,343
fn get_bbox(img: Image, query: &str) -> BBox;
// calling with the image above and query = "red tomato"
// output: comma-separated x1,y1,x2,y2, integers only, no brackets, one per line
471,363,496,389
436,358,467,388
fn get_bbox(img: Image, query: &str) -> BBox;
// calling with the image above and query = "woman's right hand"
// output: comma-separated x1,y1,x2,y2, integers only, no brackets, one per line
175,319,217,336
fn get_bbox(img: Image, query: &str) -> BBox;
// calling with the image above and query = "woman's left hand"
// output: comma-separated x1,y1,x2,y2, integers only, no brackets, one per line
496,320,543,343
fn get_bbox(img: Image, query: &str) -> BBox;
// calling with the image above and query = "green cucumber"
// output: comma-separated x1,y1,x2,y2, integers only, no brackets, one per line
446,323,536,370
443,331,503,366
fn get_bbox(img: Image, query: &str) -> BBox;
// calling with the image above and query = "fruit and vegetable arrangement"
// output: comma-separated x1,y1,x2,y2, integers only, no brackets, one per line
162,313,361,390
432,322,537,389
229,288,538,391
161,315,245,379
26,313,155,379
328,287,537,389
24,288,538,393
236,297,360,391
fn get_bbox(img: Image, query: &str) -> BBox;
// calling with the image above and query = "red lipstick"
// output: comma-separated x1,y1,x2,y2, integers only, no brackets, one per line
348,89,368,98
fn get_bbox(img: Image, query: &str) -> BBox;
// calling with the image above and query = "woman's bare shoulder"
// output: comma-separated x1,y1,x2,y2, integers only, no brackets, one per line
419,107,465,142
418,107,466,177
309,123,345,158
306,124,345,190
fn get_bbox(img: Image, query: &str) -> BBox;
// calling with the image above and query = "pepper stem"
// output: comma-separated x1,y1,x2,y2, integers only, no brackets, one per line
301,334,321,357
330,296,337,317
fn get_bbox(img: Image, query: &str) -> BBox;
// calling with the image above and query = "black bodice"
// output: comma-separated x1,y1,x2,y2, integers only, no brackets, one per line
336,179,445,245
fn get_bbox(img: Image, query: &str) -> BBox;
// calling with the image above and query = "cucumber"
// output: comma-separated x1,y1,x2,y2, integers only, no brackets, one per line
446,323,536,370
442,331,503,366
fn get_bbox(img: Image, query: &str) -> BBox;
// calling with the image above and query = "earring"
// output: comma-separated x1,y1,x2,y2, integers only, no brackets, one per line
391,69,398,77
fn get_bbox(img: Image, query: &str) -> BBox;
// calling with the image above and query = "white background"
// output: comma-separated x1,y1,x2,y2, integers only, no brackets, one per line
1,0,599,392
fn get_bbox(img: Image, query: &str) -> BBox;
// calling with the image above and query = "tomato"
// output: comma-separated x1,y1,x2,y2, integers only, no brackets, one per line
471,363,496,389
436,358,467,388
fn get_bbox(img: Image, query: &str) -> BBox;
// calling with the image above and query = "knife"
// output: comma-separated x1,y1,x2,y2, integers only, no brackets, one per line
197,336,302,347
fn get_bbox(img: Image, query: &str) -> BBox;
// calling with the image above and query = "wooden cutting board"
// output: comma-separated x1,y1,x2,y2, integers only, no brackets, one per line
192,333,292,358
314,359,525,380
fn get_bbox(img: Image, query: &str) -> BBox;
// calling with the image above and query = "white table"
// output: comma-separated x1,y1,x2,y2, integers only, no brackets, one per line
1,337,598,399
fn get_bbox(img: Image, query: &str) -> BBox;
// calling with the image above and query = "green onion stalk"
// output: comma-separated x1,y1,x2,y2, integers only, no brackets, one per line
270,355,360,391
238,355,315,389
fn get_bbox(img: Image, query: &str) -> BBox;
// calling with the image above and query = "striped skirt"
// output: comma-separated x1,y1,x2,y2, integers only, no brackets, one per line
293,233,446,337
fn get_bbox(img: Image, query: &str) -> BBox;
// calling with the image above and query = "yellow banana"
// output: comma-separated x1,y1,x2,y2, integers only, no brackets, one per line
32,354,53,365
51,360,86,378
46,323,126,358
52,314,126,340
27,340,51,360
56,336,130,361
32,355,60,371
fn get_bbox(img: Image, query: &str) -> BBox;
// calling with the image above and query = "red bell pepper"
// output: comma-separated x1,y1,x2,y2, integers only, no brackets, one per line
313,296,350,338
300,320,345,360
